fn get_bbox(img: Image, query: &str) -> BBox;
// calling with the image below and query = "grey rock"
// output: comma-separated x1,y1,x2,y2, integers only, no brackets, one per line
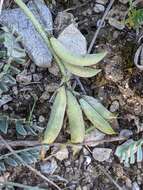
48,63,60,76
96,0,108,5
110,100,119,112
39,91,50,102
54,11,76,33
0,0,53,67
119,0,129,4
54,147,69,161
30,63,36,73
12,86,18,95
84,156,92,166
58,23,87,55
64,161,71,167
93,4,105,13
108,18,125,30
120,129,133,138
92,148,112,162
40,159,58,175
38,115,45,122
3,104,9,111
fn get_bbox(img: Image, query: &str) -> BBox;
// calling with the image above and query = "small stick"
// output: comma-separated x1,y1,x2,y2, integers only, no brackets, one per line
88,0,115,53
0,136,128,150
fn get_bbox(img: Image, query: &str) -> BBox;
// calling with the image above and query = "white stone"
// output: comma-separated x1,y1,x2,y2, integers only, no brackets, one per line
58,23,87,55
94,4,105,13
93,148,112,162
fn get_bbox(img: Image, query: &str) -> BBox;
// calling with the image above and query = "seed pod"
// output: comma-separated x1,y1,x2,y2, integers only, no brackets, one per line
50,37,107,66
66,90,85,143
79,98,116,135
83,95,115,120
64,63,101,78
43,86,66,144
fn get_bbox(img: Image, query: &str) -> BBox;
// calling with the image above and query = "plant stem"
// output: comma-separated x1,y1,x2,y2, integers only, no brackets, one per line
14,0,66,76
28,95,37,122
0,181,46,190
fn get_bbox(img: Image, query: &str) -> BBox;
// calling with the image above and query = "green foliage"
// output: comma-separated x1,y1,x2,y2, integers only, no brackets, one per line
0,145,49,172
14,0,116,144
0,63,20,93
125,0,143,28
2,26,26,64
0,115,44,136
115,139,143,164
0,26,26,94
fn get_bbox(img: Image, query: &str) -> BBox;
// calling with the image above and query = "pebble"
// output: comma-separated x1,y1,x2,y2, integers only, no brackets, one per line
54,147,69,161
23,93,31,100
120,129,133,138
48,63,59,76
110,100,119,112
92,148,112,162
12,86,18,95
96,0,108,5
2,104,9,111
113,31,120,39
82,186,88,190
93,4,105,13
84,156,92,166
119,0,129,4
38,115,45,123
45,83,59,92
30,63,36,73
64,161,71,167
125,178,132,188
54,11,75,33
108,18,125,30
58,23,87,55
16,73,32,83
134,103,142,115
40,159,58,175
132,182,140,190
32,74,42,82
39,92,50,102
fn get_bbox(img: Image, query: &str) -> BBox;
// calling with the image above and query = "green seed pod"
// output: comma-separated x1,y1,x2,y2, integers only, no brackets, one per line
64,63,101,78
79,98,116,135
50,37,107,66
66,90,85,143
83,95,115,120
43,86,66,144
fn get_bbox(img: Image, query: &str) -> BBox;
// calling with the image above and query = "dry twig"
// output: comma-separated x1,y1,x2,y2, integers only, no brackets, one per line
0,136,128,150
88,0,115,53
